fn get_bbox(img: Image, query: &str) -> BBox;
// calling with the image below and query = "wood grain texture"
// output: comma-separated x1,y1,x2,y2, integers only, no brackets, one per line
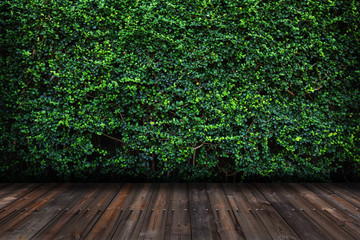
271,183,355,240
256,183,329,240
0,183,61,227
0,183,359,240
0,184,19,198
32,183,103,240
239,184,300,240
289,183,360,239
223,184,271,240
321,183,360,209
206,183,246,239
189,183,220,240
0,183,41,209
164,183,191,240
4,184,82,239
304,183,360,222
112,183,155,240
84,183,137,240
58,183,121,240
137,183,171,240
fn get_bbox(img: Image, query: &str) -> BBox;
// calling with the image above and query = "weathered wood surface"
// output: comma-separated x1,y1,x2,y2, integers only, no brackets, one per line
0,183,359,240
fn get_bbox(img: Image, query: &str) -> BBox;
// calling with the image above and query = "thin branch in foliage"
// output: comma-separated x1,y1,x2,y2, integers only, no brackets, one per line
287,89,295,97
102,134,123,143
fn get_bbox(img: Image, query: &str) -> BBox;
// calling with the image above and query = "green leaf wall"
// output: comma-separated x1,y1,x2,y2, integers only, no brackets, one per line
1,0,359,182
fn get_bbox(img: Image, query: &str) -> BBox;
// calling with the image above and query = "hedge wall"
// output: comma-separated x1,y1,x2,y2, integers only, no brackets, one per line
1,0,359,182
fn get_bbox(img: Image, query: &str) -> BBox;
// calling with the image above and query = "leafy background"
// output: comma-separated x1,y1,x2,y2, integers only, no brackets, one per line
1,0,359,182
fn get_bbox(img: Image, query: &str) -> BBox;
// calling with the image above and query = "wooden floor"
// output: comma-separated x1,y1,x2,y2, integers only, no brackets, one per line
0,183,360,240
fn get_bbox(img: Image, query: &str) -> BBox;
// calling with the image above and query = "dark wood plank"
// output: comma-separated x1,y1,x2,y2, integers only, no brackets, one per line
289,183,360,239
272,183,355,240
334,183,360,198
164,183,191,240
0,183,11,198
137,183,171,240
321,183,360,209
206,183,246,239
1,183,79,239
31,183,103,239
189,183,220,240
0,183,41,209
0,183,60,225
256,183,329,239
239,184,299,240
304,183,360,221
223,184,271,240
0,184,21,198
85,183,142,240
112,183,155,240
57,183,121,240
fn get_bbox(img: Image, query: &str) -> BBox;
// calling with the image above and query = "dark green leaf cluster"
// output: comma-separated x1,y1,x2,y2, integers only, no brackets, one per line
1,0,359,182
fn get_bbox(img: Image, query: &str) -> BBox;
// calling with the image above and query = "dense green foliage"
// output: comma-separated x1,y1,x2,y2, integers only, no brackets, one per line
1,0,359,182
